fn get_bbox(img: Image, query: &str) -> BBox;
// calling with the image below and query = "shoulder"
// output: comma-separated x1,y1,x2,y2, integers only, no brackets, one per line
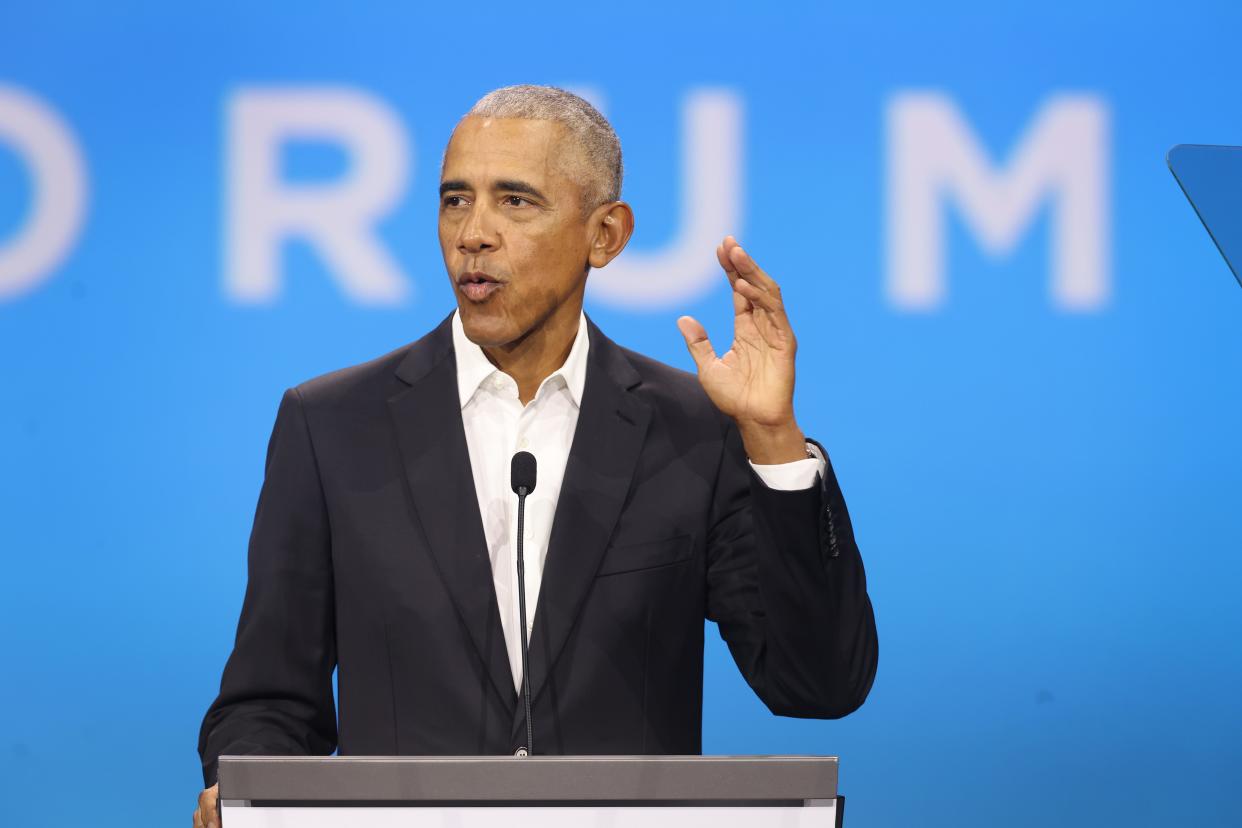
612,343,728,435
291,343,413,409
289,314,454,411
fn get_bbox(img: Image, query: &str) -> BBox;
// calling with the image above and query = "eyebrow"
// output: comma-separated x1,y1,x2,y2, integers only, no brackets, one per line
494,179,548,201
438,178,549,202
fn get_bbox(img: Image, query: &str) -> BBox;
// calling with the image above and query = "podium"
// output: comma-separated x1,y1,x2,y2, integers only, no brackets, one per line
218,755,843,827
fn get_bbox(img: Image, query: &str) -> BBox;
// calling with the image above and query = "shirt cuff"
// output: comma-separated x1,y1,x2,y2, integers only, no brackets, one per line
748,442,827,491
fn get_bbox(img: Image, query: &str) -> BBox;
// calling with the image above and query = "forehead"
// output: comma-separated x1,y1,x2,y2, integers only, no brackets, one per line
441,116,575,186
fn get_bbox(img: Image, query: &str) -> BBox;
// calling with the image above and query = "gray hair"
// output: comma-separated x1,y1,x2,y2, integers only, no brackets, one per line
465,85,623,210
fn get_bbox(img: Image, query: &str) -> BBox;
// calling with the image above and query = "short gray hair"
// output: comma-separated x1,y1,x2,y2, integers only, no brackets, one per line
465,85,623,210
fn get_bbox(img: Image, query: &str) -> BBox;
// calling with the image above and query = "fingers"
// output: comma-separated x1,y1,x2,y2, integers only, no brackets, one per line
731,279,752,315
720,235,786,304
676,315,717,371
734,276,784,315
719,236,781,297
716,239,738,282
716,237,794,349
727,242,780,295
717,236,752,295
195,785,219,828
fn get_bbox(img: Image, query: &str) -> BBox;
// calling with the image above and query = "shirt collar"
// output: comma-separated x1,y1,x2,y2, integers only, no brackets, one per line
452,310,590,410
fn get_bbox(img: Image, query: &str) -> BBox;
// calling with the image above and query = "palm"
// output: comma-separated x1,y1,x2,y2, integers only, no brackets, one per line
678,238,797,427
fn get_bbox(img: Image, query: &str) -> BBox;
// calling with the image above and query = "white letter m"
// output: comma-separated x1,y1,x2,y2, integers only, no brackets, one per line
887,93,1110,311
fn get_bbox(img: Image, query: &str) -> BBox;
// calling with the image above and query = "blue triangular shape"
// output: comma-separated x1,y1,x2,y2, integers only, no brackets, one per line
1169,144,1242,288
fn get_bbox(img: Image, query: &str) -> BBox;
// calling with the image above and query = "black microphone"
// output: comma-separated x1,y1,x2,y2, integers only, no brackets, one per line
511,451,537,497
509,451,537,756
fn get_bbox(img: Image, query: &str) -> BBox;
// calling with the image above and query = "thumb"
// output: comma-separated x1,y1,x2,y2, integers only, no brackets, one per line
677,316,716,371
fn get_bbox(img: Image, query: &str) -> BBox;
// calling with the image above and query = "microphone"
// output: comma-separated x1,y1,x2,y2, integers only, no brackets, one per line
509,451,537,756
511,451,537,497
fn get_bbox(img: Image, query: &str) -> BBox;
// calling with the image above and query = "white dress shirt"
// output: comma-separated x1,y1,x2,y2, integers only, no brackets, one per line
452,310,826,690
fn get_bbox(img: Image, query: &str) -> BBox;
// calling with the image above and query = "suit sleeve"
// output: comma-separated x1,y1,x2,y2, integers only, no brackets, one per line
197,388,338,786
705,423,878,718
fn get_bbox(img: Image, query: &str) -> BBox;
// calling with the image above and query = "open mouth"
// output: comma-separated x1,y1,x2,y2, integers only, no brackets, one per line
457,271,504,302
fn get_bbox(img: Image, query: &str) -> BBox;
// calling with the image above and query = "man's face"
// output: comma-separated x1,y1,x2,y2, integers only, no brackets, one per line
439,116,593,349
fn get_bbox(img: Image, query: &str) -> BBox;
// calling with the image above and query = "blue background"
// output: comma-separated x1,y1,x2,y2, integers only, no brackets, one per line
2,1,1241,825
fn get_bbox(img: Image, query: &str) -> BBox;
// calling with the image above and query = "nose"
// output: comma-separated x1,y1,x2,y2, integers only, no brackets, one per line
457,203,498,255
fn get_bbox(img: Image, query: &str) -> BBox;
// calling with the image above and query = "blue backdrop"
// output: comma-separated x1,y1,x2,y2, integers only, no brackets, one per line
3,2,1241,826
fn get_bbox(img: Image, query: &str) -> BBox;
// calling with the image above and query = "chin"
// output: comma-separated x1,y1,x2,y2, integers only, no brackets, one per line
458,306,520,349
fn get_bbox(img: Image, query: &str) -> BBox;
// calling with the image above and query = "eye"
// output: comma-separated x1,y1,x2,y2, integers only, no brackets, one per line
442,195,468,208
503,195,532,207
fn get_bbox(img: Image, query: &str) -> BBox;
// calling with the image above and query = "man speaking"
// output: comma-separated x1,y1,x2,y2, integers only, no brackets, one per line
194,85,877,827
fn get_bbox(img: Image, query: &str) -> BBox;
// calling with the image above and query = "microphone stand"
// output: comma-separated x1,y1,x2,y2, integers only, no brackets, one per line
515,484,534,756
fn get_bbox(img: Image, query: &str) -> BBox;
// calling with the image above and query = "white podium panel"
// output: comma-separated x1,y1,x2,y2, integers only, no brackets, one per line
217,755,844,827
223,804,836,828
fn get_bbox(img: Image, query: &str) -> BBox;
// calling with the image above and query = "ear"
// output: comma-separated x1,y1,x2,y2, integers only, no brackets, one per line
586,201,635,269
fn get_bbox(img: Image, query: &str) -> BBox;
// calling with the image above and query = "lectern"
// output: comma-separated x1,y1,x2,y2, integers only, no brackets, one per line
218,755,843,827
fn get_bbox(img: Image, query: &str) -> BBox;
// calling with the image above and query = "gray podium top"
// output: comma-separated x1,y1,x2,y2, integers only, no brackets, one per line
218,755,838,804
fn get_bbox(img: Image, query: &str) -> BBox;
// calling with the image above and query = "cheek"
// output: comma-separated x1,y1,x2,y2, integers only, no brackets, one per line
515,227,586,280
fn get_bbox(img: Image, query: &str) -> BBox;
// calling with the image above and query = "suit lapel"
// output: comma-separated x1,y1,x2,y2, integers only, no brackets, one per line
517,320,652,731
388,316,516,713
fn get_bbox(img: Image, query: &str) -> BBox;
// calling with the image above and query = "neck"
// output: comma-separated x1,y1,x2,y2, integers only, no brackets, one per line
482,297,582,405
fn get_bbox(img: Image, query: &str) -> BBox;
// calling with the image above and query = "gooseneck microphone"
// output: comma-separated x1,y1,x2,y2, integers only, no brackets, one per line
509,450,538,756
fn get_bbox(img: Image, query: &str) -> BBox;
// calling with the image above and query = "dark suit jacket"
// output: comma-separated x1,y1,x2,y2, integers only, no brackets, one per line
199,314,877,786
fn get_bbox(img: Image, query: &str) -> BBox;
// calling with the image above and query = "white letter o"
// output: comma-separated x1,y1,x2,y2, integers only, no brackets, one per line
0,84,88,300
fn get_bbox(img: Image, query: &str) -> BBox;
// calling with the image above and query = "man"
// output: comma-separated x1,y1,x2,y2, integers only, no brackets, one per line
193,85,877,827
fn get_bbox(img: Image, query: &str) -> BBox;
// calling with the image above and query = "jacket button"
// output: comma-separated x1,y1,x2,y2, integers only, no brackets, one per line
514,747,529,757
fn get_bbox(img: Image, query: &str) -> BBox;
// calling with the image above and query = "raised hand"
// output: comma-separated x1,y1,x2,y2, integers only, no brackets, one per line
677,236,807,464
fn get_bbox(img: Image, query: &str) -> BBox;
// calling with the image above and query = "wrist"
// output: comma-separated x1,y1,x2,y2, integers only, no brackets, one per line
737,419,807,464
